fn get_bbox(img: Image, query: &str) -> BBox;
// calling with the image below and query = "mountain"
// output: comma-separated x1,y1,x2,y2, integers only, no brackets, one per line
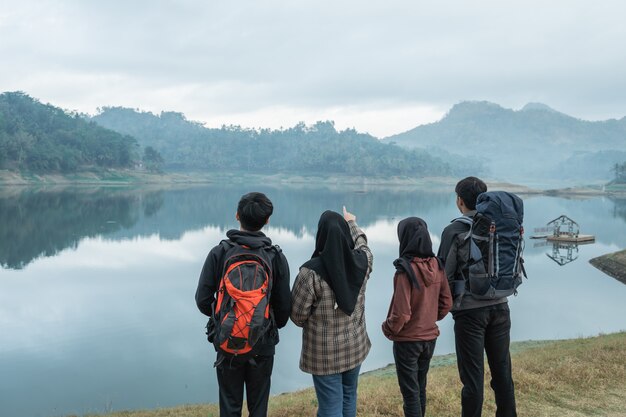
0,92,138,172
520,102,560,113
385,101,626,183
92,107,457,177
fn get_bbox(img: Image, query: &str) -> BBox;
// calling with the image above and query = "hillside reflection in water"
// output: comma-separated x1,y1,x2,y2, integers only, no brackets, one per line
1,184,625,417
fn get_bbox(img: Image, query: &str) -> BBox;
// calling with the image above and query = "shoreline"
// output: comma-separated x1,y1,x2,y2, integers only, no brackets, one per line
2,169,625,196
590,249,626,285
74,332,625,417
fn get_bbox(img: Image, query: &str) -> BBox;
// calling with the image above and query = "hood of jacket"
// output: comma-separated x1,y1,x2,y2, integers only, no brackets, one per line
410,257,439,288
226,229,272,248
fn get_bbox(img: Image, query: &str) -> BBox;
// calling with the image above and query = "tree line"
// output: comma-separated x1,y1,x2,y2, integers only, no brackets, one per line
93,107,454,177
0,92,140,172
0,92,456,177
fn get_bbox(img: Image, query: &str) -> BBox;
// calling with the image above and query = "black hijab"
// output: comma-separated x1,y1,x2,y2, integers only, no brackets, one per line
302,210,369,316
393,217,435,289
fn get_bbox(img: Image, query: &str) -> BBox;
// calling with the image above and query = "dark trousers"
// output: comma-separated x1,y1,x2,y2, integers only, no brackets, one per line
215,353,274,417
393,339,437,417
453,303,517,417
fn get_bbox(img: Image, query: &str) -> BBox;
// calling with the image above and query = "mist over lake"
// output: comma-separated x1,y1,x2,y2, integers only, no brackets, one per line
1,183,625,417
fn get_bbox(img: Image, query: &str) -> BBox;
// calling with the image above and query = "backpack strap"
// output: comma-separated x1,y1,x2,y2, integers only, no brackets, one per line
452,216,473,227
219,239,235,251
450,216,473,304
452,215,473,240
217,239,235,281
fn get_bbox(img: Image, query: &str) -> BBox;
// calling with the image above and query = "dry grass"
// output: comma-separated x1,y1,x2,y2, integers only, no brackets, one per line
80,332,626,417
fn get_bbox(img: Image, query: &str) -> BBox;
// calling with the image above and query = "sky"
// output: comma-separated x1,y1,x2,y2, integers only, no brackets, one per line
1,0,625,137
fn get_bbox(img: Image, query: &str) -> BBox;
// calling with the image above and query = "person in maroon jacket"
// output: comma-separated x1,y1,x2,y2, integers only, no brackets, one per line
382,217,452,417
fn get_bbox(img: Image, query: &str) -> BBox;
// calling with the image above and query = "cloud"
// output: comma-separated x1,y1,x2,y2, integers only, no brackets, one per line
1,0,625,136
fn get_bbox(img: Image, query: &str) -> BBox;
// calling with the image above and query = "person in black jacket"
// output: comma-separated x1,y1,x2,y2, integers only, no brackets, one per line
195,192,291,417
437,177,517,417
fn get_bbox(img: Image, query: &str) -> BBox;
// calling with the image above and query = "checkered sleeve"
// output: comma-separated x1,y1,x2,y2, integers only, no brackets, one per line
348,220,373,273
290,268,317,327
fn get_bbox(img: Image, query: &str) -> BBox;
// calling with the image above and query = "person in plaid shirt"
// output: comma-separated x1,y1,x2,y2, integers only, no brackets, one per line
291,206,373,417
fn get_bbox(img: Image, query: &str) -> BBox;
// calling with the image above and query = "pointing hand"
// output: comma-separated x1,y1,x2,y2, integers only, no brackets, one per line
343,206,356,222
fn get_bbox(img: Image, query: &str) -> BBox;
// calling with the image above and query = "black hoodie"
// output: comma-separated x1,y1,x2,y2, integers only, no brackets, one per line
195,229,291,355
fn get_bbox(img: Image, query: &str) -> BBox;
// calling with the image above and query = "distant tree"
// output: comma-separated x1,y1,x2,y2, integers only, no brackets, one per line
614,162,626,183
143,146,164,173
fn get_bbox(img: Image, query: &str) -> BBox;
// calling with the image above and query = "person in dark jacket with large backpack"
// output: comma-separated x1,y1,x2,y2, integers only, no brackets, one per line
382,217,452,417
195,192,291,417
437,177,518,417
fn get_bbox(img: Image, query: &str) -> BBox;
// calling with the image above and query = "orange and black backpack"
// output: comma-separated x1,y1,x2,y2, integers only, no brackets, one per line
207,240,278,357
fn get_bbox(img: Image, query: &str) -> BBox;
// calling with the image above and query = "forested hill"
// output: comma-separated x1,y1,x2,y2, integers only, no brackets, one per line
0,92,138,172
92,107,458,177
385,101,626,182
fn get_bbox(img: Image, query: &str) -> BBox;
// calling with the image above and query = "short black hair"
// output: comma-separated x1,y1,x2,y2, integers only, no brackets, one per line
237,192,273,231
455,176,487,210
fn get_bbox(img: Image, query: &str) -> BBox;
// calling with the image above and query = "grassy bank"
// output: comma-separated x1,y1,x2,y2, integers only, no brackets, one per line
590,249,626,285
77,332,625,417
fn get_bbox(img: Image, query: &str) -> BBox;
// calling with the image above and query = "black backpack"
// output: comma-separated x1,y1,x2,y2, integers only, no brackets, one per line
453,191,527,300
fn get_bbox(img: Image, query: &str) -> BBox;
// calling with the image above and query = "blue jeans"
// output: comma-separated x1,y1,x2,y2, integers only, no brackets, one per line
312,365,361,417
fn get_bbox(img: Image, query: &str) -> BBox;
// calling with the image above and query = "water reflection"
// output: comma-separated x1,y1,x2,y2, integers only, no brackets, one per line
1,186,626,417
0,185,451,270
546,242,580,266
0,188,164,269
532,239,595,266
611,197,626,223
4,186,626,271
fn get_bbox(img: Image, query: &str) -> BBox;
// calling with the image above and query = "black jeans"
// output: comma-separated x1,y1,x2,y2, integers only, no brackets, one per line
215,353,274,417
393,339,437,417
453,303,516,417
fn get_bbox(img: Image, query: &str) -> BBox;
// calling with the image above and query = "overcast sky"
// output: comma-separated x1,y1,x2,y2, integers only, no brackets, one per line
1,0,625,137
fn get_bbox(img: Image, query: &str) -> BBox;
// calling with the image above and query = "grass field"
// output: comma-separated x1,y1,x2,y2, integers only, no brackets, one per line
76,332,626,417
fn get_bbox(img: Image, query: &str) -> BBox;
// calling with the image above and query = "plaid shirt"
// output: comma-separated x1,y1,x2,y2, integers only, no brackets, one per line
291,220,373,375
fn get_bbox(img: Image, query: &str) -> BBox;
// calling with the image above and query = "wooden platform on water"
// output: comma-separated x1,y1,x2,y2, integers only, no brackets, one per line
546,234,595,243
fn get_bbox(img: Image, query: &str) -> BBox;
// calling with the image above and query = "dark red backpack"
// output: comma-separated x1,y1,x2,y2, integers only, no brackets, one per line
208,240,277,356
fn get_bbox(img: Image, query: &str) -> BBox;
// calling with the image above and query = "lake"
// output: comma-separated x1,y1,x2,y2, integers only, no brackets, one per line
1,183,625,417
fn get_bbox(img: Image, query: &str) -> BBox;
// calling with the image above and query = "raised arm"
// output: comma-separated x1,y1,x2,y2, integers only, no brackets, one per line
344,206,373,272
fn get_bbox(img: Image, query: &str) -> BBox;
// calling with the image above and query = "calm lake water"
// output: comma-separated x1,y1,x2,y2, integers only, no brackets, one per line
1,184,625,417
